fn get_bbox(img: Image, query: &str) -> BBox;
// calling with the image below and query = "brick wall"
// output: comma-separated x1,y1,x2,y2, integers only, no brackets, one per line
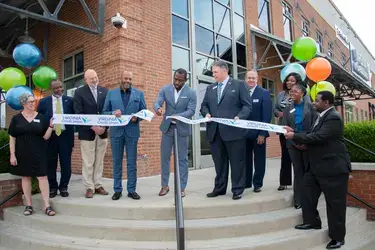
347,168,375,220
0,174,22,219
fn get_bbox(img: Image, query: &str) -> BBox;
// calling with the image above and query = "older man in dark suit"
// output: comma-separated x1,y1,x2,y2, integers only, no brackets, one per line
285,91,351,249
200,60,252,200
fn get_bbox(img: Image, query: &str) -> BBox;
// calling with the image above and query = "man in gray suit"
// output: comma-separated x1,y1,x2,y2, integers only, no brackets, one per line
154,68,197,197
200,61,252,200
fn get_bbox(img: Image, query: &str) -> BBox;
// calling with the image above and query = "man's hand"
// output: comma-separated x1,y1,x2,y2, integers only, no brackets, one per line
113,109,122,117
156,108,163,116
131,117,137,123
284,126,294,132
257,135,265,145
234,116,239,122
278,112,284,118
91,126,105,135
284,131,294,139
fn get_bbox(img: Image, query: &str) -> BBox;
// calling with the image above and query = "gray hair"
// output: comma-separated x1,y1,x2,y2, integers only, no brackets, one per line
19,93,33,106
212,60,229,71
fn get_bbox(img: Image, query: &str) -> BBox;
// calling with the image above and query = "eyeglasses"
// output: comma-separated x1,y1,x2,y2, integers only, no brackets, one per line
27,100,35,104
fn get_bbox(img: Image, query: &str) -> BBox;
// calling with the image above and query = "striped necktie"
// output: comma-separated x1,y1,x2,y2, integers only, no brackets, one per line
217,83,223,104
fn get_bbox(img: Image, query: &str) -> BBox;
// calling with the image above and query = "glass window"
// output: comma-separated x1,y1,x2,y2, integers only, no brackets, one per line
282,1,292,41
64,57,73,79
196,54,215,77
341,53,347,67
216,0,230,7
214,2,231,38
328,42,334,58
172,0,188,18
316,31,323,53
172,46,190,71
234,14,245,44
262,78,276,123
172,15,189,47
63,51,84,97
302,18,309,37
258,0,271,33
345,104,353,123
194,0,213,29
195,25,215,56
236,43,246,67
227,62,234,77
216,35,233,62
75,52,84,74
233,0,244,15
237,67,247,80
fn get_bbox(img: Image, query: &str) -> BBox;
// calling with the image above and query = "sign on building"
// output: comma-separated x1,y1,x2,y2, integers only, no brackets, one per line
335,25,349,48
350,43,372,86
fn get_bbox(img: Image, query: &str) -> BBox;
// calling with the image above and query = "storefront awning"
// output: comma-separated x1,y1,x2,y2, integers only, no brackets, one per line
250,25,375,100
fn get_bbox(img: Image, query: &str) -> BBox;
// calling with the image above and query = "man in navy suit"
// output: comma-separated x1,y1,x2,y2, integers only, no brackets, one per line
244,70,272,193
37,80,75,198
103,71,147,201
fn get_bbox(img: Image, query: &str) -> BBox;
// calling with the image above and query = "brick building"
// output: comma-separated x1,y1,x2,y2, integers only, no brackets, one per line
0,0,374,179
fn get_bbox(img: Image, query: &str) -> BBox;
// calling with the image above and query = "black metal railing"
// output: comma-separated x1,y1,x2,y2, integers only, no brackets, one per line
0,142,9,151
173,128,185,250
344,137,375,211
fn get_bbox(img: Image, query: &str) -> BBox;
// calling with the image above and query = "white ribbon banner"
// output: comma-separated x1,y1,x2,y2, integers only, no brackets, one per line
53,109,155,126
166,115,286,134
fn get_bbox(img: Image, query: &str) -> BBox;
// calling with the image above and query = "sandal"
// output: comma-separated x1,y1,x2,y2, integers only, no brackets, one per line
23,205,33,216
45,206,56,216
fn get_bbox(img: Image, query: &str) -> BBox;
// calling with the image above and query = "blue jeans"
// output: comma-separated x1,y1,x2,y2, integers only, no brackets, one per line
110,134,138,193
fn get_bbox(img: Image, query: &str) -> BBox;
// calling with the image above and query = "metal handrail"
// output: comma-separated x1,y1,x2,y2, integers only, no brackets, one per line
0,142,9,151
173,128,185,250
344,138,375,157
347,191,375,210
0,189,22,207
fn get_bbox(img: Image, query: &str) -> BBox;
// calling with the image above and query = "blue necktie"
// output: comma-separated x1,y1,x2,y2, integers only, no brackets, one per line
217,83,223,104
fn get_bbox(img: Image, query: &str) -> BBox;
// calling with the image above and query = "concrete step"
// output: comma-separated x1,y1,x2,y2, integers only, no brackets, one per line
3,203,326,241
27,190,294,220
0,207,366,250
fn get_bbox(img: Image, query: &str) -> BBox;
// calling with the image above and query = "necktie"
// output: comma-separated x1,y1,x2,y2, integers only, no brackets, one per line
313,116,320,129
91,87,97,102
55,98,62,136
217,83,223,104
249,89,253,97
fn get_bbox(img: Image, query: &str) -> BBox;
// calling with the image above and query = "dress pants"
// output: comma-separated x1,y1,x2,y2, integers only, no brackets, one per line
210,129,246,195
110,133,138,193
279,134,292,185
160,124,189,190
80,135,108,190
288,147,307,206
302,170,349,241
47,131,72,191
245,139,266,189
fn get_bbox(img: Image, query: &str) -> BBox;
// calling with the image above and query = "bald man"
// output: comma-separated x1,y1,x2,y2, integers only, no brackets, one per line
73,69,109,198
103,71,146,200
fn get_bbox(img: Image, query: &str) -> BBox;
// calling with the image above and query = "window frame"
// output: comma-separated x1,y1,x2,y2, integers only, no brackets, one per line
327,42,334,58
62,49,84,96
302,17,309,37
262,77,276,123
282,1,293,41
258,0,272,33
316,30,323,53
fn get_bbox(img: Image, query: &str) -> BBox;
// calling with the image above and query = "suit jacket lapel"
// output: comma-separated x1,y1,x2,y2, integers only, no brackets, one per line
47,96,53,116
218,78,232,105
96,86,106,112
125,89,135,112
312,108,333,132
289,103,295,128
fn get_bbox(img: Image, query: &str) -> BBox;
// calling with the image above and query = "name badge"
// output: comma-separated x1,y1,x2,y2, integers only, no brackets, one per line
253,99,259,103
33,119,40,123
290,108,296,113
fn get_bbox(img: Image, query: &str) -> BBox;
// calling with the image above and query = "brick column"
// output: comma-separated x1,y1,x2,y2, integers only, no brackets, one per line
0,174,22,219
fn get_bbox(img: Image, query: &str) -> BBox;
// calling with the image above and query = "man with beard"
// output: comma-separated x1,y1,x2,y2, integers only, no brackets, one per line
37,79,74,198
103,70,147,200
154,68,197,197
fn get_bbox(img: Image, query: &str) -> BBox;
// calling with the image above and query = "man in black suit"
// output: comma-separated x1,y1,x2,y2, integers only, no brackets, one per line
200,60,252,200
73,69,109,198
284,91,351,249
37,80,74,198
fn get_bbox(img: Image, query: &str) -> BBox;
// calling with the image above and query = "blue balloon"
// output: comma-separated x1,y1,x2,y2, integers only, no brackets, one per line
13,43,41,68
5,85,33,110
280,63,306,83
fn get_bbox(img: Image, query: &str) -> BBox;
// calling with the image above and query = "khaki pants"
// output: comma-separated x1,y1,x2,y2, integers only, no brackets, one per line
80,136,108,190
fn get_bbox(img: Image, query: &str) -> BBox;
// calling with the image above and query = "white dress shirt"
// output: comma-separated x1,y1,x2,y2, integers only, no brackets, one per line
218,76,230,98
249,85,257,97
174,84,185,103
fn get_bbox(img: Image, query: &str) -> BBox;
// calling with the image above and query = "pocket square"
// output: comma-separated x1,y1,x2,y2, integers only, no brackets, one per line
181,96,187,98
231,90,236,92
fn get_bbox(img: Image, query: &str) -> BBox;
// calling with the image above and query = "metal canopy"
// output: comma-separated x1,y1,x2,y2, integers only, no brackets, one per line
250,26,375,100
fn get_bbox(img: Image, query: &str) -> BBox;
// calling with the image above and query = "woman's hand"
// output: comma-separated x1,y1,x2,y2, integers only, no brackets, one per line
49,118,54,128
10,154,17,166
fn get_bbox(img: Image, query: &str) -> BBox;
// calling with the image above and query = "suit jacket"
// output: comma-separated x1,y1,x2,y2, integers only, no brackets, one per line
73,84,109,141
200,78,252,142
37,95,75,147
245,85,272,139
102,87,146,138
293,108,352,177
153,84,197,137
282,97,318,149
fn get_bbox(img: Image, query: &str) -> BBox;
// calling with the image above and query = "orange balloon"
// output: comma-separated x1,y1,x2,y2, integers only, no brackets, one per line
33,88,44,109
306,57,332,82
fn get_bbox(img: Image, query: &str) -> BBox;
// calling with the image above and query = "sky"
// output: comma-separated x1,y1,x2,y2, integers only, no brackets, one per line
332,0,375,57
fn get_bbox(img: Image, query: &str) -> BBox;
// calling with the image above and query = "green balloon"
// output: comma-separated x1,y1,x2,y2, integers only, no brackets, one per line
292,37,317,61
32,66,58,90
0,67,26,91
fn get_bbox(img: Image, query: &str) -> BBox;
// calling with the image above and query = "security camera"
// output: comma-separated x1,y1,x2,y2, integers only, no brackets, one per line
111,13,127,29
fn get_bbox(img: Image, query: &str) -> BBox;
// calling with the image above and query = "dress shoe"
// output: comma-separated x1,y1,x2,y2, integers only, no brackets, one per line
326,240,345,249
294,223,322,230
232,193,242,200
254,187,262,193
85,189,94,198
206,191,226,198
112,192,122,200
60,189,69,197
277,185,287,191
158,187,169,196
49,189,57,198
128,192,141,200
294,204,302,209
95,187,109,195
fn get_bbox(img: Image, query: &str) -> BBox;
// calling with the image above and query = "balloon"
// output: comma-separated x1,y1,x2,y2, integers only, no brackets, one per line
5,85,33,110
280,63,306,82
13,43,42,68
306,57,331,82
310,81,336,101
32,66,58,90
33,89,45,109
292,37,317,61
0,67,27,91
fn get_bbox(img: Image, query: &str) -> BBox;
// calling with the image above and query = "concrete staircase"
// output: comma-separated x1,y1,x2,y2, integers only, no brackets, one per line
0,165,374,249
